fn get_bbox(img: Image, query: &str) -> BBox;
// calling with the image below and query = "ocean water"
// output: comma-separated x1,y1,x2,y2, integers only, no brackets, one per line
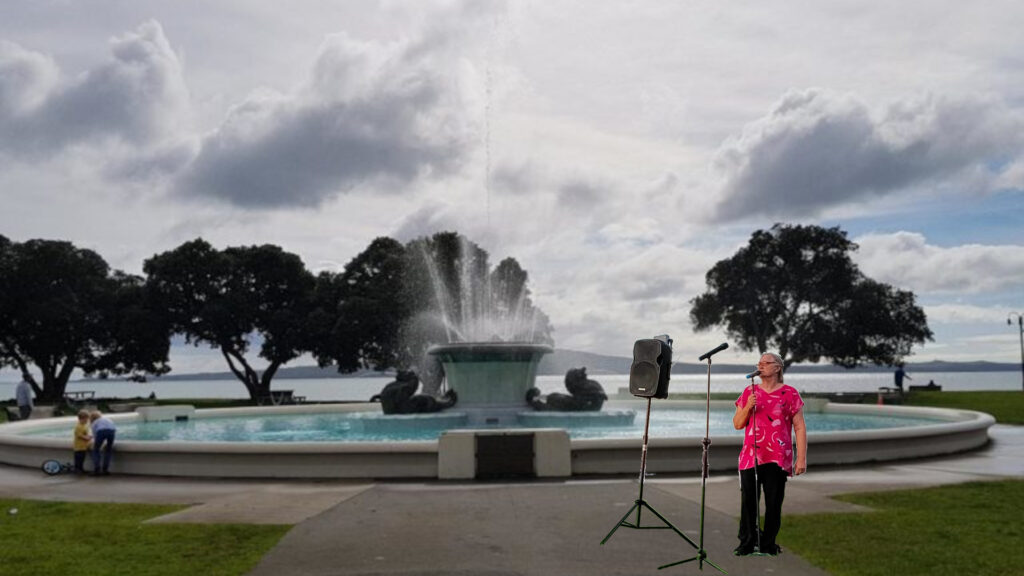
1,370,1019,403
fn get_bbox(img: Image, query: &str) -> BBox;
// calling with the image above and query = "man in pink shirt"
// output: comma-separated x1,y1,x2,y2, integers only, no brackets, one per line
732,352,807,556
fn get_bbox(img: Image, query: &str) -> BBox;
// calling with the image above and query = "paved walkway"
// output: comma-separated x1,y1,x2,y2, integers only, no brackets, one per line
1,425,1021,575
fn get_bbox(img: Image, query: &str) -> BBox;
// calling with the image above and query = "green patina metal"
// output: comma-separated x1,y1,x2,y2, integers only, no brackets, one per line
428,343,552,406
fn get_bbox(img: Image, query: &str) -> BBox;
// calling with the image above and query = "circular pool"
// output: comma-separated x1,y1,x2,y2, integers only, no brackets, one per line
0,400,995,479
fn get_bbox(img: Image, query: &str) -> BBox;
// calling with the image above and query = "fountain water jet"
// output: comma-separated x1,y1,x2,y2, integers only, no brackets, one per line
396,233,632,427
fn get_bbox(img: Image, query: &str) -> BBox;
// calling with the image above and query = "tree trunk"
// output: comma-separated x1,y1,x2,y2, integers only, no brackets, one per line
258,361,282,399
220,346,281,402
39,370,71,404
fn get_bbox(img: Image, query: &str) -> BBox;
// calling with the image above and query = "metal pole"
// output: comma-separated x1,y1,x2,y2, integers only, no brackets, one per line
637,396,652,526
750,375,761,553
1018,316,1023,393
1010,314,1024,393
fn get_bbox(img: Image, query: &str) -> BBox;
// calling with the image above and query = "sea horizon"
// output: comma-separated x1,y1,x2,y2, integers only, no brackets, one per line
2,370,1019,403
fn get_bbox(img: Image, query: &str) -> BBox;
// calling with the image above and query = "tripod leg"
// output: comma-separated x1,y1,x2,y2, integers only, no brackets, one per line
657,556,698,570
600,501,641,544
702,557,728,574
639,501,698,548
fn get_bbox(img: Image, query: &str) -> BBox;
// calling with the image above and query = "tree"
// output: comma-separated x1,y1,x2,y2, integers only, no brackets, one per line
308,237,409,373
144,239,315,401
0,237,171,403
690,224,932,368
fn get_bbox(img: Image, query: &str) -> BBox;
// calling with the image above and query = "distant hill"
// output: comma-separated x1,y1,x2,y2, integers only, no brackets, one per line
130,365,385,382
541,352,1021,375
104,349,1020,383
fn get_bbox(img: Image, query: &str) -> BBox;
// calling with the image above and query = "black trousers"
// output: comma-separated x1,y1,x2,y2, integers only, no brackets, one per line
738,462,788,551
73,450,87,472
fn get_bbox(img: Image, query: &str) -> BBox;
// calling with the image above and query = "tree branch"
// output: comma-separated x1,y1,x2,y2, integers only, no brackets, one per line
2,339,40,392
220,346,255,391
261,360,282,389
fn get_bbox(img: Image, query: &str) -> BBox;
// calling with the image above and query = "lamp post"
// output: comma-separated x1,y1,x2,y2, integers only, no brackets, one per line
1010,313,1024,393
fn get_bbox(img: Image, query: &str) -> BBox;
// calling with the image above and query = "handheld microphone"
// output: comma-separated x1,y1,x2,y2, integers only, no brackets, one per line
745,370,760,379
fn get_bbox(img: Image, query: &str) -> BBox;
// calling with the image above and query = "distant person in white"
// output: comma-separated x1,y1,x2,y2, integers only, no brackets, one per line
15,379,34,420
89,410,117,475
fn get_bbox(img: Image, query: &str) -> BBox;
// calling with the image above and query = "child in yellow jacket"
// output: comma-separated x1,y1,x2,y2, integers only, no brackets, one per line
73,409,92,474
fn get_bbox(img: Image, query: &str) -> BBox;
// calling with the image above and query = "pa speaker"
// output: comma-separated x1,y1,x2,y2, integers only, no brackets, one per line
629,338,672,398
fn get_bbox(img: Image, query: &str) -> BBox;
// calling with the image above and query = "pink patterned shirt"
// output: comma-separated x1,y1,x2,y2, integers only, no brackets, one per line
735,384,804,476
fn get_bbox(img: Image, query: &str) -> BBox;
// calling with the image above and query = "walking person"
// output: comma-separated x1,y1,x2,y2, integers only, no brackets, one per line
89,410,116,476
732,353,807,556
15,378,34,420
893,364,911,393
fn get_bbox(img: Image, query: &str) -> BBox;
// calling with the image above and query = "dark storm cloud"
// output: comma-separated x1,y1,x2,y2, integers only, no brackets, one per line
0,21,192,167
711,89,1024,221
176,31,474,209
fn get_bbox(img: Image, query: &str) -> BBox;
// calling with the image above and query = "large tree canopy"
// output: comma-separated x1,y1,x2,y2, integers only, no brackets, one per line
308,236,409,373
0,237,171,403
144,239,315,401
690,224,932,368
311,232,553,378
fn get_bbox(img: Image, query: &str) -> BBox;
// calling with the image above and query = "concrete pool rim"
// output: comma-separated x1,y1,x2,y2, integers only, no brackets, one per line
0,400,996,479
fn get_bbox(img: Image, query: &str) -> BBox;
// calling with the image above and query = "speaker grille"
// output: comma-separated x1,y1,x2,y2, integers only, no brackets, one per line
629,338,672,398
629,363,660,396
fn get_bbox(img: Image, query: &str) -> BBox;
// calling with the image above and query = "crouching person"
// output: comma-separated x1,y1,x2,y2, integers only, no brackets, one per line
89,410,116,476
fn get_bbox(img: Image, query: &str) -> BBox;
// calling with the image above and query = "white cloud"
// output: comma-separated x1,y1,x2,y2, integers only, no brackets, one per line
174,27,480,208
0,40,58,115
922,303,1018,324
855,232,1024,294
710,90,1024,221
0,21,194,172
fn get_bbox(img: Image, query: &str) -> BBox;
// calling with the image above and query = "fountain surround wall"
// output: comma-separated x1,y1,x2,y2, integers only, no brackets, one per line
429,342,552,426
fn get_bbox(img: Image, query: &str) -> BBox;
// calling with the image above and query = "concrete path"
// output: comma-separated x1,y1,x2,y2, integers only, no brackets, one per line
246,480,829,576
0,425,1020,575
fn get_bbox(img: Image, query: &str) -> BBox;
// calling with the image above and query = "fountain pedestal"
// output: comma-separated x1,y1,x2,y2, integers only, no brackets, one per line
429,342,552,426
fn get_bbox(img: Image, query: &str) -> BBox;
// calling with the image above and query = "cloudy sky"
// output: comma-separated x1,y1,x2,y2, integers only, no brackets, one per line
2,1,1023,374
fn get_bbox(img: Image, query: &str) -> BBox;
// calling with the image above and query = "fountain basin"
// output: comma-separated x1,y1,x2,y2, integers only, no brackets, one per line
0,400,994,479
428,342,552,425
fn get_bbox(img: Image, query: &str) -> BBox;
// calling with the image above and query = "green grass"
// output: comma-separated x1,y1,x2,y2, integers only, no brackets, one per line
784,480,1024,576
0,499,290,576
905,390,1024,424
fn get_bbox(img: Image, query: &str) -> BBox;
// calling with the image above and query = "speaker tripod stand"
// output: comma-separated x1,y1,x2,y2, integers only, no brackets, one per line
600,396,699,550
658,353,727,573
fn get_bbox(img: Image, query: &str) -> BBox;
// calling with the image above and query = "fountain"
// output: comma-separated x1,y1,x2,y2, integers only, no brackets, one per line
379,234,632,428
428,341,552,425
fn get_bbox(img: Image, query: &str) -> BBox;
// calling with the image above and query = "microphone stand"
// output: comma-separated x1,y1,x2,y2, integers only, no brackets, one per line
658,352,726,573
749,375,762,555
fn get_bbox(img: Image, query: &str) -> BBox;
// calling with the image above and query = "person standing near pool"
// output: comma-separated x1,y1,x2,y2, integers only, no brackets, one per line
732,352,807,556
15,378,33,420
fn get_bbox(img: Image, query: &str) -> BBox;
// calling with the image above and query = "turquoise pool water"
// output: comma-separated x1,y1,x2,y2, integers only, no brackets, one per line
27,408,942,443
